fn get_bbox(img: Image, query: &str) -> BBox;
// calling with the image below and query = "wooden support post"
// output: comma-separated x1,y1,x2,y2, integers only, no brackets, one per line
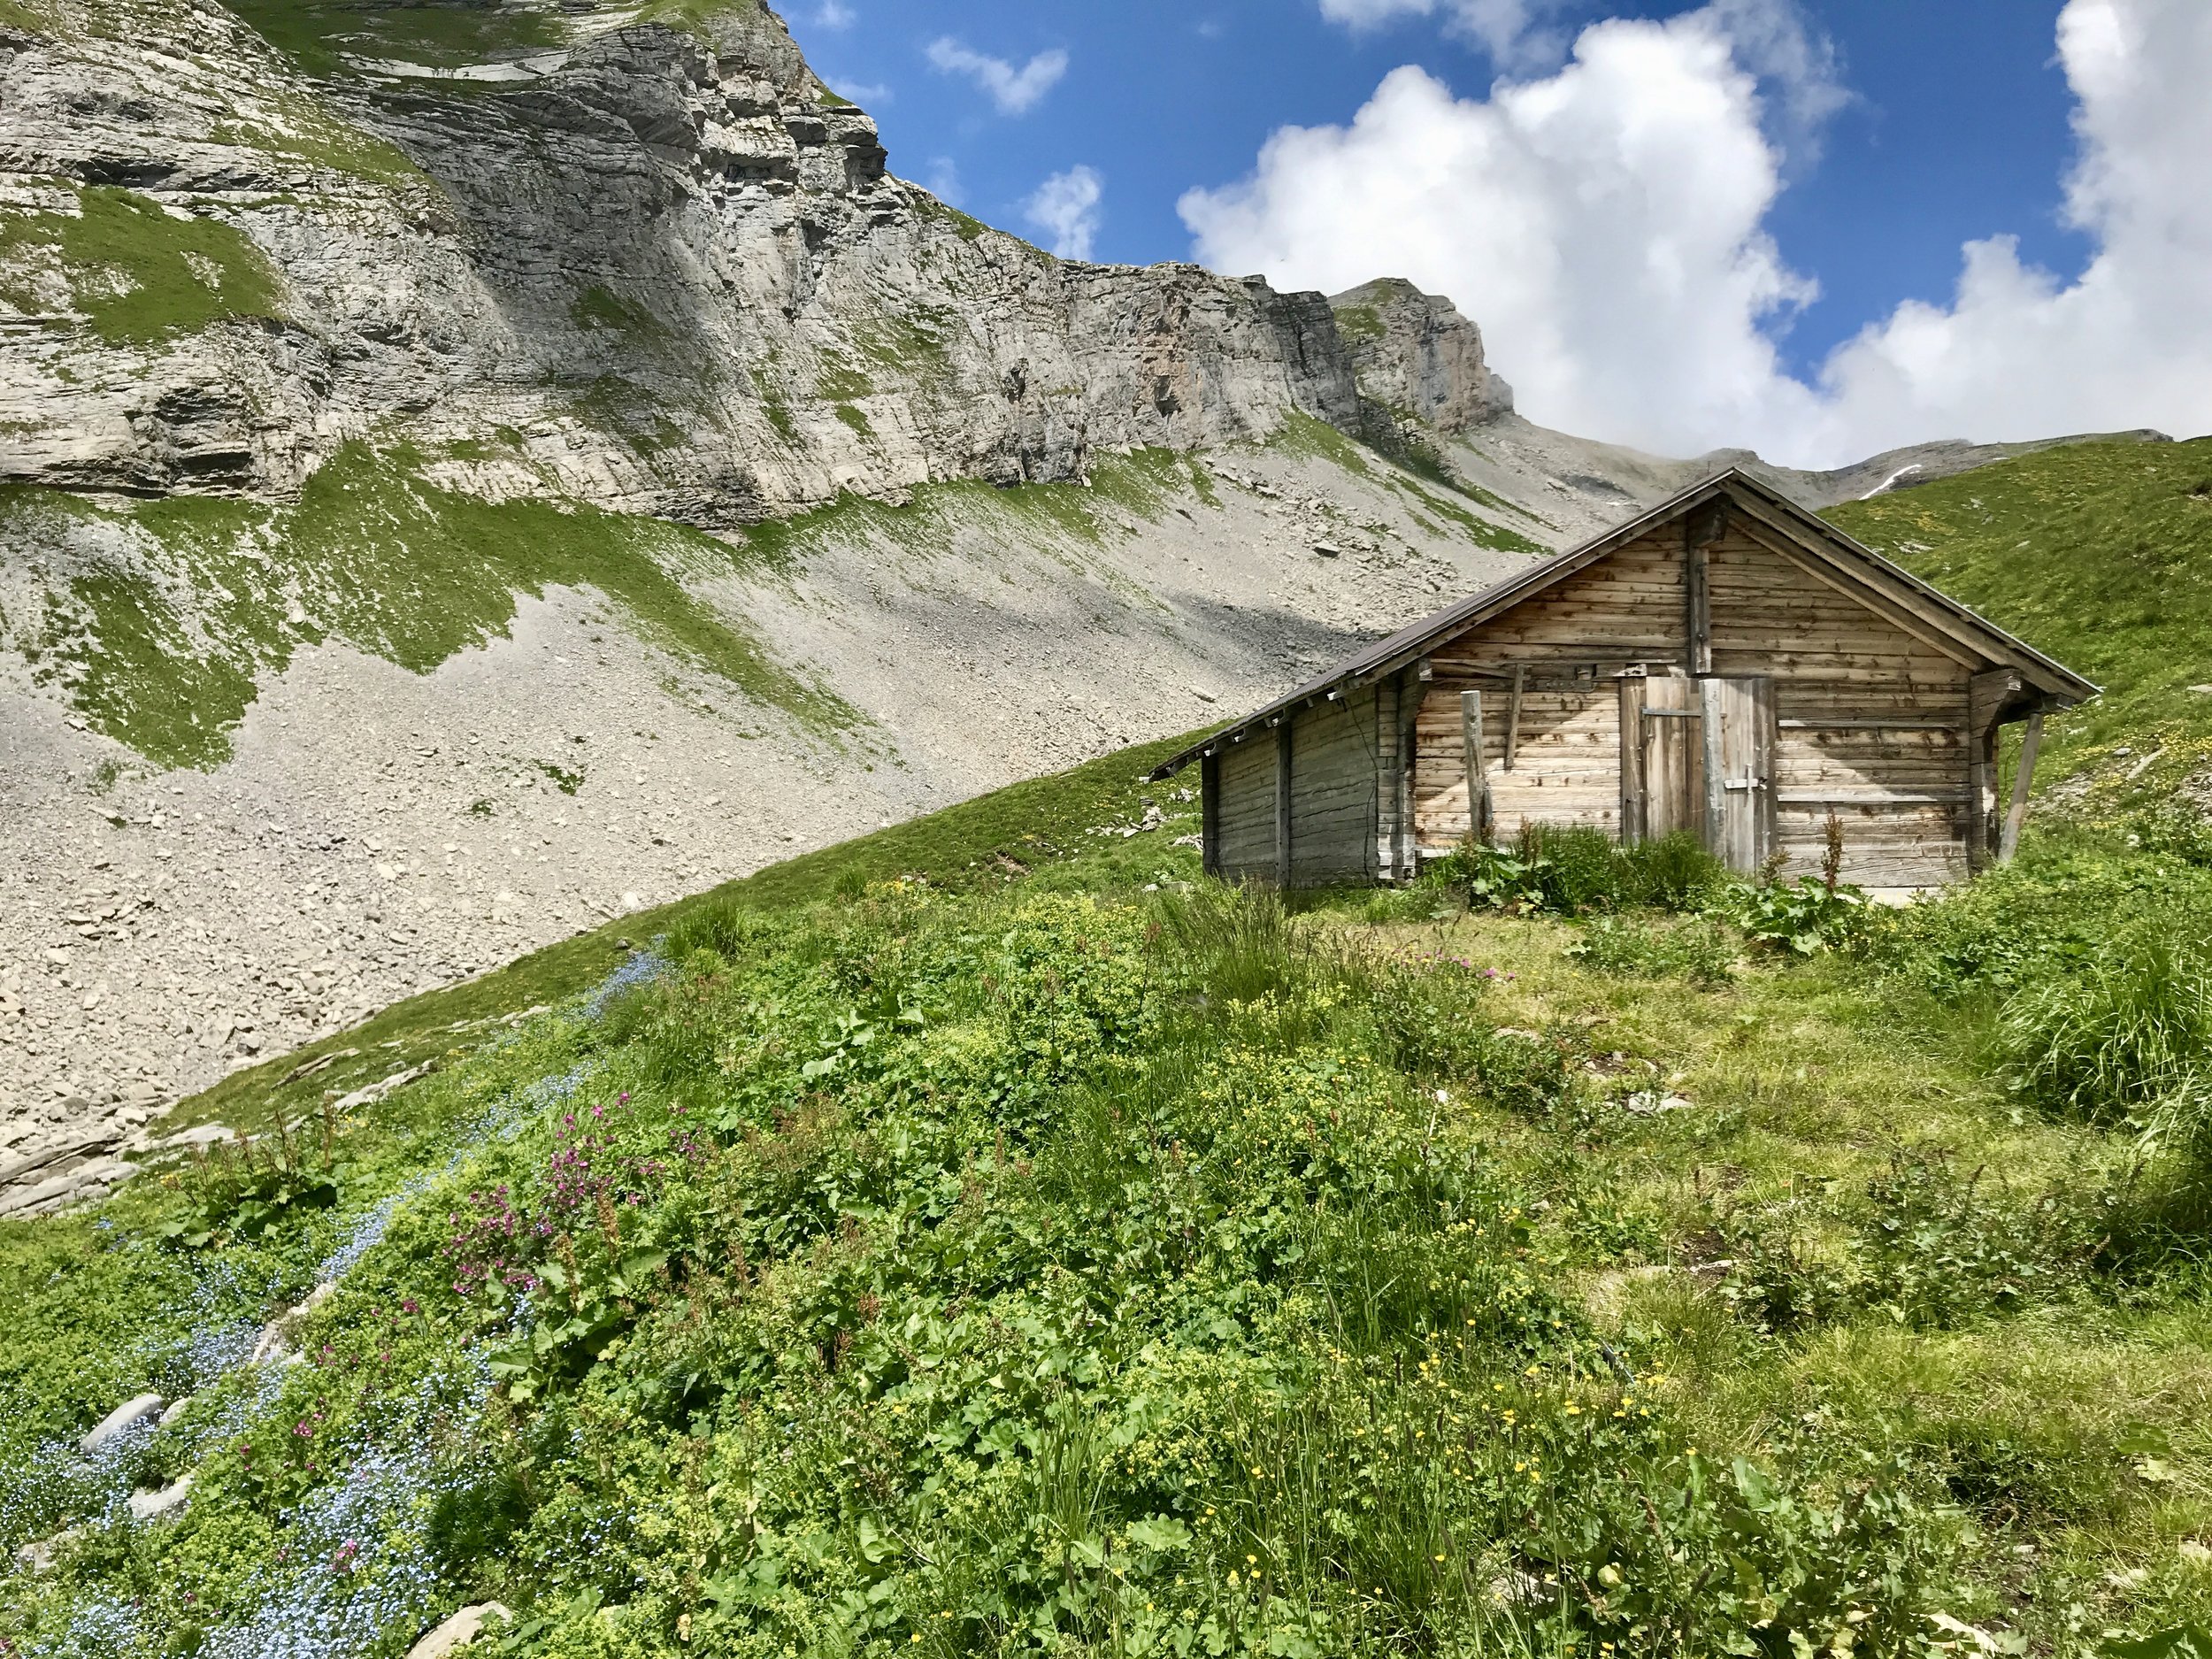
1997,710,2044,864
1617,672,1647,844
1967,669,2022,874
1396,673,1422,880
1503,664,1525,771
1460,689,1488,842
1200,752,1221,879
1274,718,1294,887
1685,507,1718,676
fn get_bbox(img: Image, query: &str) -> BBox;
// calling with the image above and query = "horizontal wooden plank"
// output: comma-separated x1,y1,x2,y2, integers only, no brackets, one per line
1777,789,1970,806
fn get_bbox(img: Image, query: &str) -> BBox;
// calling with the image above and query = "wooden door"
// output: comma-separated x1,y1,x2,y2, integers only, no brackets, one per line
1636,673,1705,841
1701,676,1777,874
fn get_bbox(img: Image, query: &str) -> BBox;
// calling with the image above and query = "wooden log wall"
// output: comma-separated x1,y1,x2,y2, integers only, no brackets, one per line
1708,526,1974,888
1214,730,1278,881
1288,688,1383,885
1404,515,1983,888
1205,688,1383,887
1411,531,1683,851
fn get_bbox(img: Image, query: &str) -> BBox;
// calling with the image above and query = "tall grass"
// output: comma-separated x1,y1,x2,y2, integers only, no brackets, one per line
1996,929,2212,1123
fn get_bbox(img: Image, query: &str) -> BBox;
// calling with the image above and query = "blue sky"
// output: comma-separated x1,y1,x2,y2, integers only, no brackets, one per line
789,1,2078,380
782,0,2210,465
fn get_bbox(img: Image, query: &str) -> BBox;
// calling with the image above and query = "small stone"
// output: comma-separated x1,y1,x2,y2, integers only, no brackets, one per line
406,1603,516,1659
127,1474,192,1522
81,1393,165,1454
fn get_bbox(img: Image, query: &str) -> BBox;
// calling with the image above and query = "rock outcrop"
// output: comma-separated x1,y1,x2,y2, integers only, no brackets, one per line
0,0,1380,520
1330,278,1513,437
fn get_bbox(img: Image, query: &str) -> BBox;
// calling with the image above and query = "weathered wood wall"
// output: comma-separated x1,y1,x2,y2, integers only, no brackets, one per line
1403,514,1981,888
1288,688,1382,885
1214,731,1277,879
1412,528,1681,850
1708,524,1974,888
1207,688,1385,886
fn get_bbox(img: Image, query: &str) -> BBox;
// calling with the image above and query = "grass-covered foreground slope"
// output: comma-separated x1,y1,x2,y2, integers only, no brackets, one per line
1829,436,2212,833
11,703,2212,1657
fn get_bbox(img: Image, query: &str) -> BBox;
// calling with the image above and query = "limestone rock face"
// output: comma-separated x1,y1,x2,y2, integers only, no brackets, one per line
0,0,1368,521
1330,278,1514,437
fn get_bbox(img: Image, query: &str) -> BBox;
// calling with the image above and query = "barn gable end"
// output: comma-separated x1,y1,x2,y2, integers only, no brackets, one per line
1159,470,2094,895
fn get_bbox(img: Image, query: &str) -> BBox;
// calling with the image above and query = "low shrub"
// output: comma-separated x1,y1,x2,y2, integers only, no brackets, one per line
1435,827,1729,918
1722,875,1869,956
1720,1154,2098,1333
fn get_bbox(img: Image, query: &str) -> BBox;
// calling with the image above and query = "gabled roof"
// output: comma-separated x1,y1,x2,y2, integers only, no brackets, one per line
1150,466,2096,780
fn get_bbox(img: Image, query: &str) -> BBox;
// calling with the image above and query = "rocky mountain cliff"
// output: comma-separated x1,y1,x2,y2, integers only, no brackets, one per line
0,0,2160,1162
0,0,1511,517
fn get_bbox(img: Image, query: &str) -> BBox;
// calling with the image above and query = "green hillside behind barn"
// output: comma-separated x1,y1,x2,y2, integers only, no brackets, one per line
8,443,2212,1658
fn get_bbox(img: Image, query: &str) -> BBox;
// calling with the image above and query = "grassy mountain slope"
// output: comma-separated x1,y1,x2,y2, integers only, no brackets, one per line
8,739,2212,1655
9,445,2212,1657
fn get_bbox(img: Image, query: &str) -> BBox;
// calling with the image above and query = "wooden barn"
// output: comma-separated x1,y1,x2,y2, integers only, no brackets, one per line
1152,470,2095,895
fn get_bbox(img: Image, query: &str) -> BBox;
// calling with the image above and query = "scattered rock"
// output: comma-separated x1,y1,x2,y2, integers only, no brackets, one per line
1622,1091,1693,1117
158,1396,192,1428
81,1393,165,1454
249,1279,339,1364
281,1048,358,1085
14,1525,83,1575
331,1061,436,1114
407,1603,516,1659
127,1475,192,1523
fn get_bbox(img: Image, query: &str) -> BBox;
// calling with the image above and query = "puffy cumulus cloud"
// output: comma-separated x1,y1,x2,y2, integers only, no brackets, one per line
1815,0,2212,459
1025,165,1105,260
924,38,1069,115
1196,0,2212,467
1184,5,1829,456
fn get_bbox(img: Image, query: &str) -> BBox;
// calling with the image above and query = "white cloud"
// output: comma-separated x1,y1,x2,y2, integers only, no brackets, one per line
1193,0,2212,466
812,0,856,28
924,38,1070,115
1026,165,1105,260
1316,0,1577,71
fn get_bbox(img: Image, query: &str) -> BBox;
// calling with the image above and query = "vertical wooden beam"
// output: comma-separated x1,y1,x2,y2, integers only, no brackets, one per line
1274,718,1294,887
1685,499,1723,676
1372,675,1398,882
1503,664,1525,771
1699,676,1728,858
1966,669,2021,875
1201,751,1221,879
1460,689,1488,842
1617,672,1647,845
1396,672,1423,880
1997,710,2045,864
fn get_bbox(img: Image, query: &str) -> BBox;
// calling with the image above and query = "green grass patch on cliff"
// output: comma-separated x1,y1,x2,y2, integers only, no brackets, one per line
0,186,282,343
223,0,571,79
0,443,856,768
